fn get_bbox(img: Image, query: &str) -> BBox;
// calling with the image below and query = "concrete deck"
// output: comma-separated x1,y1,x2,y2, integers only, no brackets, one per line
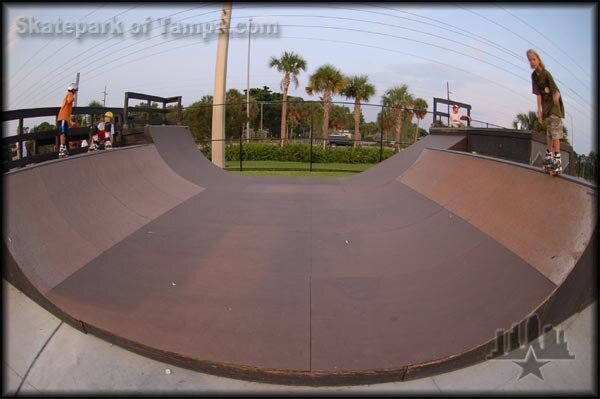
3,280,596,395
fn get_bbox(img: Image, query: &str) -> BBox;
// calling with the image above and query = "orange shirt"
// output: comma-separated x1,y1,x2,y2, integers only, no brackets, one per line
57,92,75,121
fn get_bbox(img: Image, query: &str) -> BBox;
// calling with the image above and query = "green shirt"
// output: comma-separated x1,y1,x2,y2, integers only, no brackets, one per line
531,69,565,119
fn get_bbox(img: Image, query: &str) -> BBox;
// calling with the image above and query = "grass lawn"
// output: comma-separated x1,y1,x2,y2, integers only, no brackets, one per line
225,160,374,176
232,170,358,177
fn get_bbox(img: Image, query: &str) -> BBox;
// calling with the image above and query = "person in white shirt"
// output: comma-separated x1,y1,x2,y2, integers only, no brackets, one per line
450,104,472,127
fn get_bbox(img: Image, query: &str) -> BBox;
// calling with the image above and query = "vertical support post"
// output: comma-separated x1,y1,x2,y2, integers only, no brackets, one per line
74,72,80,106
123,92,129,146
17,118,23,159
163,101,167,124
177,97,182,124
467,106,471,127
379,107,384,162
211,2,233,169
239,121,243,172
260,102,263,132
310,102,314,172
446,82,451,126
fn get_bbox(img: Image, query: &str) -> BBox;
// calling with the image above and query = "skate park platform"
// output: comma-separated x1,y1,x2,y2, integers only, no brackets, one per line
3,126,597,386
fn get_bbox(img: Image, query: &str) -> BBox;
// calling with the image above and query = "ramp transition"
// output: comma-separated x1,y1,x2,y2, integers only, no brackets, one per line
3,126,597,385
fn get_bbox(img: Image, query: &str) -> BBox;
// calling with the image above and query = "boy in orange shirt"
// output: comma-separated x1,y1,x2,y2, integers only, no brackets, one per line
56,83,78,158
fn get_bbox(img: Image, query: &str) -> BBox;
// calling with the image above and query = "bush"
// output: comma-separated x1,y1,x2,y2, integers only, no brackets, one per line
198,142,395,164
196,142,395,164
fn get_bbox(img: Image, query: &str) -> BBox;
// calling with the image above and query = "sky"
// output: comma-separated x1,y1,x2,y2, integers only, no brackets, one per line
3,3,597,154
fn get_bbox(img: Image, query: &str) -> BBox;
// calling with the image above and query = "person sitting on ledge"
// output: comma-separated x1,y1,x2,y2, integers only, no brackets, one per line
450,104,472,128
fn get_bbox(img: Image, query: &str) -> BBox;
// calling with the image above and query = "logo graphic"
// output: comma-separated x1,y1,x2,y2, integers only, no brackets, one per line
487,314,575,381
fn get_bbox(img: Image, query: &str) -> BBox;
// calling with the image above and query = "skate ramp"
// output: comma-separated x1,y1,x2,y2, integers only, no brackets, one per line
3,126,596,385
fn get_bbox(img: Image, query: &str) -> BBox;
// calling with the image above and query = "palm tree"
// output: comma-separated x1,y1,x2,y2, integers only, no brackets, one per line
382,85,413,151
306,64,347,148
269,51,307,145
412,98,428,143
513,111,540,132
342,75,376,147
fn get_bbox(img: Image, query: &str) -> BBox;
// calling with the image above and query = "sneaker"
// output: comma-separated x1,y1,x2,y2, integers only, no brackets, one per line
88,143,97,152
105,140,112,149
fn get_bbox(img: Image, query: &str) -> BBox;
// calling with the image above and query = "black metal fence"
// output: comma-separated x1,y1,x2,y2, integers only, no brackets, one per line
181,99,506,174
2,107,123,173
3,98,510,175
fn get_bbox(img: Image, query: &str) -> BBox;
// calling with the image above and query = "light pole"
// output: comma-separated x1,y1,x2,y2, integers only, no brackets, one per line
566,111,574,146
246,18,252,143
211,3,232,169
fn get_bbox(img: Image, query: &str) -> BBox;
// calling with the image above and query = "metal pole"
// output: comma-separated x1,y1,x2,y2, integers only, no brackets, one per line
260,102,263,132
246,18,252,143
568,112,574,145
17,118,23,160
211,3,232,169
74,72,80,106
379,106,384,162
123,92,129,146
239,124,243,171
447,82,450,126
310,102,314,172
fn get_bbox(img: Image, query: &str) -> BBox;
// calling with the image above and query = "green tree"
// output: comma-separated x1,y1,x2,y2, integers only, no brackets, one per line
269,51,307,145
286,97,312,139
575,151,597,182
306,64,347,147
412,98,428,143
382,85,414,151
182,95,213,144
513,111,541,132
31,121,56,132
513,110,569,144
88,100,104,125
248,86,283,138
226,89,258,138
328,104,353,134
342,75,376,147
360,121,379,142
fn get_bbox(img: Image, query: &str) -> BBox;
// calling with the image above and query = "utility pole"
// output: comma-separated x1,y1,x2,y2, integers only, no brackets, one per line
211,3,232,169
102,85,108,107
74,72,80,106
246,18,252,143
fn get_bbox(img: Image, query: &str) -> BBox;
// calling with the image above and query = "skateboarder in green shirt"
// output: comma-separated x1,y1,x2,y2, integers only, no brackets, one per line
527,49,565,174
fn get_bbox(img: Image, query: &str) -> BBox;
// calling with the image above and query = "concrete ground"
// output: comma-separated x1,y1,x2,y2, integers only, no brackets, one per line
3,279,597,396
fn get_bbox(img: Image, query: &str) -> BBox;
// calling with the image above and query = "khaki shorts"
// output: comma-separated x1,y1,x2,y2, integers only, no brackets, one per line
545,115,564,140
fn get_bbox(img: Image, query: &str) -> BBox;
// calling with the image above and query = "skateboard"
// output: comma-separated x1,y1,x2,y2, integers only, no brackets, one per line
542,162,562,176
